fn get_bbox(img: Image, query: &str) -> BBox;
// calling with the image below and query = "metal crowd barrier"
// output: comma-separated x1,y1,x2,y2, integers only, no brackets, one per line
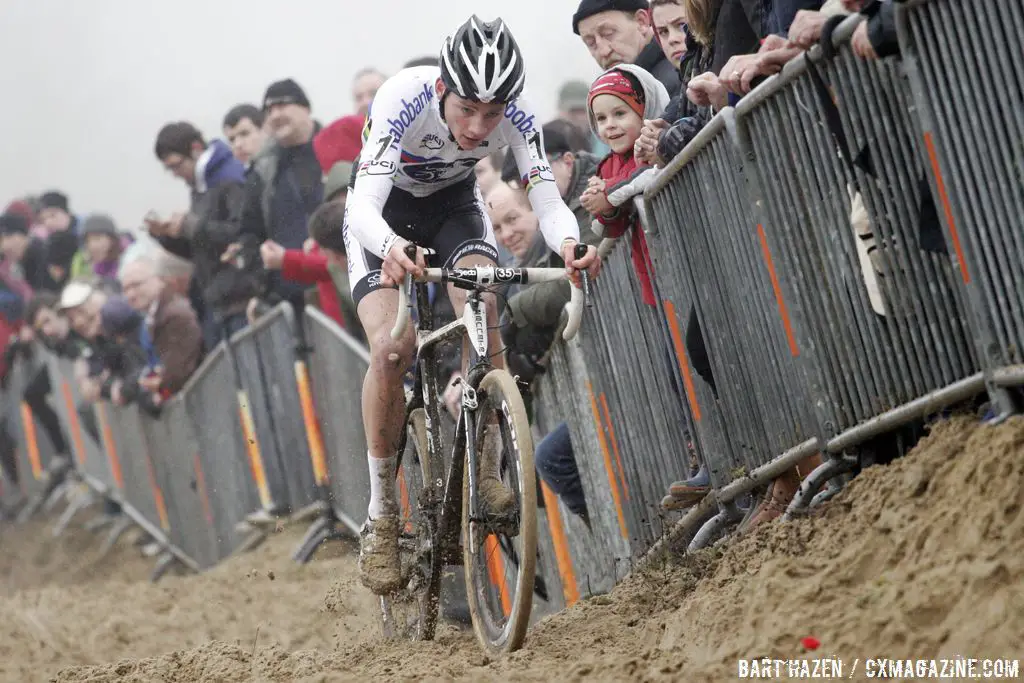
640,10,992,546
303,307,371,535
228,305,320,516
897,0,1024,410
1,357,59,511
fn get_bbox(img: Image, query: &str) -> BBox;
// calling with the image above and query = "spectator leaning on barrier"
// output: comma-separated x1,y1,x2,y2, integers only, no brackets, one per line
222,103,268,168
583,65,668,307
239,78,323,323
1,212,58,293
25,291,83,358
149,120,258,344
98,295,163,415
574,0,682,96
120,258,202,397
351,67,387,119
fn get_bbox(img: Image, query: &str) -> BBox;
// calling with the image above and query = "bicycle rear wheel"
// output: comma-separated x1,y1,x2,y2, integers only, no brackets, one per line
378,407,441,640
462,369,537,654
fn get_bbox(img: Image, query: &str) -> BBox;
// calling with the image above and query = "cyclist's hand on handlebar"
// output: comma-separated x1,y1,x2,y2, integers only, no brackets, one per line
381,236,425,286
561,240,601,286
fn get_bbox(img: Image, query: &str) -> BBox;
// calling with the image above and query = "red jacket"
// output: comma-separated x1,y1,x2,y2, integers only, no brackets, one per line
280,245,344,327
595,152,657,306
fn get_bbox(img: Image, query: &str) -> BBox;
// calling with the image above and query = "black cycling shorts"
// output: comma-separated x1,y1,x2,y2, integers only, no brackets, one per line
345,174,498,306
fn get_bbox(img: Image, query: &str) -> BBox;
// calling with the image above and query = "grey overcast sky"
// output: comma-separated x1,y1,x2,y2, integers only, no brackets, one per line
0,1,600,230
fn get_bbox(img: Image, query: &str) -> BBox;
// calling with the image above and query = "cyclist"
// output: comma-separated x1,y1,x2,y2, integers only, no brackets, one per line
342,15,601,594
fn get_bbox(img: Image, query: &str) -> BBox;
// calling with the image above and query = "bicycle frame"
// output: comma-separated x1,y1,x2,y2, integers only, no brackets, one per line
399,280,493,564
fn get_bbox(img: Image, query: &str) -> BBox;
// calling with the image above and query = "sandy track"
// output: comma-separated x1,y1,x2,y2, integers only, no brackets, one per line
3,415,1021,682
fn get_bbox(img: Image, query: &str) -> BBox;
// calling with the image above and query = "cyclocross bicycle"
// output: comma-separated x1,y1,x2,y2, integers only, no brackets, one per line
378,244,591,654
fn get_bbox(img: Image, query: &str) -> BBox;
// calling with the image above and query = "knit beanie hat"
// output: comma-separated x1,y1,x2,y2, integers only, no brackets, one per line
4,200,35,224
0,212,29,236
81,213,119,240
38,191,70,214
588,69,646,120
100,295,142,337
572,0,649,34
263,79,311,111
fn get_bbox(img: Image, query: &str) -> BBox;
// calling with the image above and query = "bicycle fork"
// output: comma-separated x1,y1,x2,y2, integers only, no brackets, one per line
461,383,483,557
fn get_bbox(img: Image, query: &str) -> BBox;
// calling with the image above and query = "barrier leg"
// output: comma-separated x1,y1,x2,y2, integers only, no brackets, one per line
784,456,858,520
42,480,72,514
15,493,46,523
84,511,116,532
52,487,96,537
688,497,743,551
810,475,847,508
234,528,268,555
292,515,349,564
150,551,178,583
98,516,135,557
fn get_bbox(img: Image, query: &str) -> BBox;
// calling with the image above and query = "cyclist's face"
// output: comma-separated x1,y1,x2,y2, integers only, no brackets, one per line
442,89,505,150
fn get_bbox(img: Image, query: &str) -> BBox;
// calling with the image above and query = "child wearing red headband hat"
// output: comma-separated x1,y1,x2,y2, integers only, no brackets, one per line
580,65,669,306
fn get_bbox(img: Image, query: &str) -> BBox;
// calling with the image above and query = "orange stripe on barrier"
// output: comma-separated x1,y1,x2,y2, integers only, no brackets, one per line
757,224,800,357
141,443,170,531
924,132,970,284
397,466,413,534
19,402,43,480
237,390,273,509
61,381,87,466
662,300,703,422
94,403,124,490
193,452,214,526
295,360,330,487
598,393,629,502
484,534,512,618
587,382,629,540
540,481,579,606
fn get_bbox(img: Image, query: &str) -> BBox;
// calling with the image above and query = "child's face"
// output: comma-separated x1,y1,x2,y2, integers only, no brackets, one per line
85,233,115,263
591,94,644,156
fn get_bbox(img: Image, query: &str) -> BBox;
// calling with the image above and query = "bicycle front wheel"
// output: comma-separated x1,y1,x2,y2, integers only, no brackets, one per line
462,368,537,654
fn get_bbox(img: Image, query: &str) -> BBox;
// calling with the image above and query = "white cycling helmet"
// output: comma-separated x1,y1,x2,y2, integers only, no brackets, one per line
440,15,526,104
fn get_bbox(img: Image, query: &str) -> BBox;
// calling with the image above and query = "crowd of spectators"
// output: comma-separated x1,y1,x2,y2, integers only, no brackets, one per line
0,0,899,537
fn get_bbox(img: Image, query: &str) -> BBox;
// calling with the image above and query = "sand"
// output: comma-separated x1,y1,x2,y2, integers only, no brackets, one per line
2,415,1021,682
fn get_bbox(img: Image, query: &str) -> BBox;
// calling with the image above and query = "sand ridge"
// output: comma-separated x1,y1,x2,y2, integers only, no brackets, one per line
1,415,1020,682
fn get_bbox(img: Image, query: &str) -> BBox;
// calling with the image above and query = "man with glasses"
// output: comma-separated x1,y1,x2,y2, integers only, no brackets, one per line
148,121,256,343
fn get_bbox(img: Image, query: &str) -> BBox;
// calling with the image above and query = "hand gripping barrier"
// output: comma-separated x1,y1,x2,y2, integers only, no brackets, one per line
897,0,1024,412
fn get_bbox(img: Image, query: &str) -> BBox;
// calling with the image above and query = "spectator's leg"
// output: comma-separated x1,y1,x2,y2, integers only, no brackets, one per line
77,403,100,444
23,366,68,454
534,422,589,520
0,419,18,484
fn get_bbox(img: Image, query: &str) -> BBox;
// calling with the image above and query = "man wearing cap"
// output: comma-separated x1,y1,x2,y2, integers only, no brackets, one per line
573,0,681,95
239,78,323,322
0,212,58,293
148,120,257,343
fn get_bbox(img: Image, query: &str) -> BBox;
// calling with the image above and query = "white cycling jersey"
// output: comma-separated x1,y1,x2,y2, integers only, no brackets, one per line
345,66,581,260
